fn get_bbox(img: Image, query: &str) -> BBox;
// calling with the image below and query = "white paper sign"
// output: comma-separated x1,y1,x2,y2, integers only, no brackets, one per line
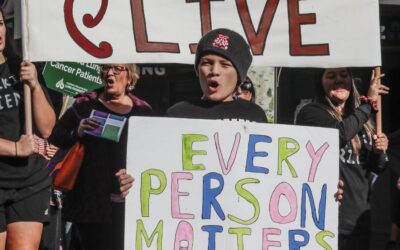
22,0,381,67
125,117,339,249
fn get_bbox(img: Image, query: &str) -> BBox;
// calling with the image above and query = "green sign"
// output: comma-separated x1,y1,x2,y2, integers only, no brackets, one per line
43,62,103,96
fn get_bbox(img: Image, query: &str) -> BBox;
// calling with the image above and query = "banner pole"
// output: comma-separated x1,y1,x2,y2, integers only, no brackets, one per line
59,95,70,119
23,85,32,135
374,67,382,135
21,0,32,134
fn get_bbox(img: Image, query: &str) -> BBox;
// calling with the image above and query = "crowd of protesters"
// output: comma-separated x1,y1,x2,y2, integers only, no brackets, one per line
0,2,399,250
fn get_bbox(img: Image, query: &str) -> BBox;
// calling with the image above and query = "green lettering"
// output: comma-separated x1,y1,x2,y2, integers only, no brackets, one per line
182,134,208,170
141,169,167,217
228,227,251,250
228,178,260,225
278,137,300,177
316,230,335,250
136,219,163,250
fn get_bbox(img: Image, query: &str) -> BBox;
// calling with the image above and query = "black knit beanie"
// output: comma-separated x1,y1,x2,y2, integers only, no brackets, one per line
195,28,252,84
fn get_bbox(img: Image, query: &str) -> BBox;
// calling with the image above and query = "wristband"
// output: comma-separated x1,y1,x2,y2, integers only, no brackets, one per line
360,96,378,112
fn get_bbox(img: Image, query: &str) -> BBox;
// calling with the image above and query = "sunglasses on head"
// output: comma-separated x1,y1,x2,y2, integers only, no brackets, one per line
239,81,254,91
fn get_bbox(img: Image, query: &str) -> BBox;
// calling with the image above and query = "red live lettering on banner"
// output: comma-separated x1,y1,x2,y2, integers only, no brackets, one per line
64,0,113,58
63,0,329,58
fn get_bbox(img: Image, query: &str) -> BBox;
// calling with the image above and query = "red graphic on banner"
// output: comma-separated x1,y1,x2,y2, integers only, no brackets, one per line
130,0,180,53
236,0,279,55
187,0,223,53
64,0,113,58
236,0,329,56
287,0,329,56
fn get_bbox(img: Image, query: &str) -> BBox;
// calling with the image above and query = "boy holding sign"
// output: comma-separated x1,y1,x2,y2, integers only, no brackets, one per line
167,28,267,123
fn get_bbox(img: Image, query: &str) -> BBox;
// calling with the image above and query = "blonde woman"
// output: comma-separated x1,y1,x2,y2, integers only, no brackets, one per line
49,63,151,250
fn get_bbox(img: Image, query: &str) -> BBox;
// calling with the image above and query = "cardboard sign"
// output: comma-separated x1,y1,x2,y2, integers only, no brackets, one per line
42,62,103,96
125,117,339,249
22,0,380,67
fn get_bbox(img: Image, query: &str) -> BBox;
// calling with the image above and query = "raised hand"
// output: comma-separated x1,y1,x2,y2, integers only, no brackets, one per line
368,70,389,102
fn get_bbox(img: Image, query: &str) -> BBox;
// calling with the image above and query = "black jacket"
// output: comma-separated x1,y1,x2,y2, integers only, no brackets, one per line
296,102,387,234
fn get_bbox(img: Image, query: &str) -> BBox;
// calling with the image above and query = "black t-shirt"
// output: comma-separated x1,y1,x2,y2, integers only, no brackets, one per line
296,102,386,234
0,61,51,190
167,98,268,123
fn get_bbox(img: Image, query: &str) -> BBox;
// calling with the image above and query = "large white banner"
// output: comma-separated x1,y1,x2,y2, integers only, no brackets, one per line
125,117,339,249
22,0,381,67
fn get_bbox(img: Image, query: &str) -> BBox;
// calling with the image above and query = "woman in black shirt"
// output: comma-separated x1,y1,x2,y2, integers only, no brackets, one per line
0,7,56,250
296,68,389,250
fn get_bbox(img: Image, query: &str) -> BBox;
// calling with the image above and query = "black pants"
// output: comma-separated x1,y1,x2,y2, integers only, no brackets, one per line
76,203,125,250
40,205,62,250
40,189,63,250
339,232,370,250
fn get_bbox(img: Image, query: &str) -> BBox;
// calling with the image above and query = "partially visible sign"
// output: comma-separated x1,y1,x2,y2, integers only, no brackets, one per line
43,62,103,96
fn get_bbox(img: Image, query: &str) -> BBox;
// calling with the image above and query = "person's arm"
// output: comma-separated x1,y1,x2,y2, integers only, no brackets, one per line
0,135,37,157
48,105,81,148
49,99,101,147
0,138,18,156
297,71,389,144
296,103,372,146
20,61,56,138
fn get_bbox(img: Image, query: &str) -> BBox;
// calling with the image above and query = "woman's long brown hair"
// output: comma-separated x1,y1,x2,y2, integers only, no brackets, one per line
0,8,21,63
314,68,375,155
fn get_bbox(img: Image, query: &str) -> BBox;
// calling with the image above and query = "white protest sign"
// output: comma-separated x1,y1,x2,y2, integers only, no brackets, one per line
22,0,380,67
125,117,339,249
